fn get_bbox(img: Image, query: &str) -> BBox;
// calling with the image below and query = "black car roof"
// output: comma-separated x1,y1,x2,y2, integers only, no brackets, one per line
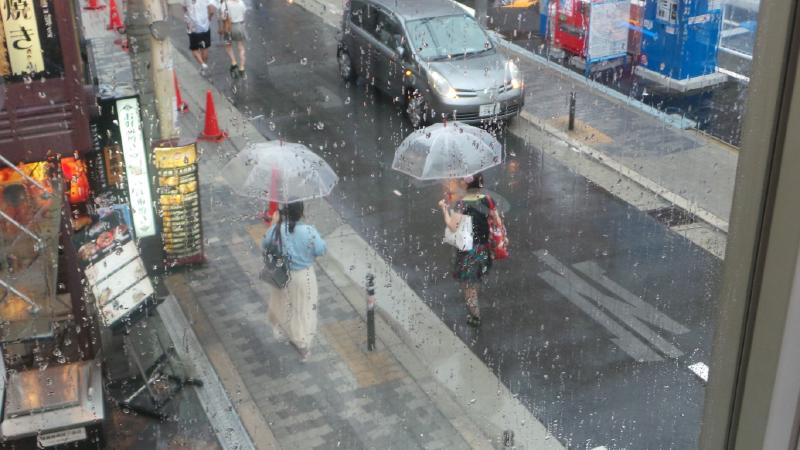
365,0,467,21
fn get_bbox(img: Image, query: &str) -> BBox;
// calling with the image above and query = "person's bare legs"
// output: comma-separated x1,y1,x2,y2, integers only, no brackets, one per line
191,49,204,66
463,282,480,325
223,42,236,66
237,41,246,70
200,48,210,64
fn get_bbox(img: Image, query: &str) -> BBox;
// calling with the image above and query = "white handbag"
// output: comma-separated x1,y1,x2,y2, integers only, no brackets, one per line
443,214,473,251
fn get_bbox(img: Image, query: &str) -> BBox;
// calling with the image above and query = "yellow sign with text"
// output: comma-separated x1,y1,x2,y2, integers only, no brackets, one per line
0,0,44,75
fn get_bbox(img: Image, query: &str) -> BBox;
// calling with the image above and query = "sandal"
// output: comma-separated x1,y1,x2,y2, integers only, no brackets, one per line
467,314,481,327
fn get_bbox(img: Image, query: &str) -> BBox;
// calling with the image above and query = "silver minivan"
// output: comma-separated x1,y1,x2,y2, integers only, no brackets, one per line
337,0,525,127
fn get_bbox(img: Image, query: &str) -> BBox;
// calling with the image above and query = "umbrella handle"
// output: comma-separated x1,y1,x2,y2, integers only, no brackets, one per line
264,166,280,224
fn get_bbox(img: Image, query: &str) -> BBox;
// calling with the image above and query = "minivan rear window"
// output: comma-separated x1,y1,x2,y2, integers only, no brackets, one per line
405,14,492,61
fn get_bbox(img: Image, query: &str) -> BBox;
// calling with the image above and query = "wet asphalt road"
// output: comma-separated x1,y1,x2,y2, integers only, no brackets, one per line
169,2,722,448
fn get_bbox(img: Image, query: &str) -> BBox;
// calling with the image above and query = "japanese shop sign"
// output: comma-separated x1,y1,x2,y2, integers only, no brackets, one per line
116,97,157,238
0,0,45,75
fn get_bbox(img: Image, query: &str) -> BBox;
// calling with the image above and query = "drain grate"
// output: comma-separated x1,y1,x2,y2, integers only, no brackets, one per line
646,205,698,227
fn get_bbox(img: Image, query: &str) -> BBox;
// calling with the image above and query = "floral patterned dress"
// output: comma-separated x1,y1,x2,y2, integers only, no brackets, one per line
452,194,493,282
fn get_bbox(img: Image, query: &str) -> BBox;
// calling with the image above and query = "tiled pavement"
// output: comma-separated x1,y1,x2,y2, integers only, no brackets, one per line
170,176,476,449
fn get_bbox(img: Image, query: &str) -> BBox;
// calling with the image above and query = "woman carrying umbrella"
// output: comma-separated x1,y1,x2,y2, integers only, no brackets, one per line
392,121,505,327
262,202,326,361
222,141,338,361
438,173,502,327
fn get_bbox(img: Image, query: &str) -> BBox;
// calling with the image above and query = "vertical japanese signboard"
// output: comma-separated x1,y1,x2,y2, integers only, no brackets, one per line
116,97,157,238
0,0,44,75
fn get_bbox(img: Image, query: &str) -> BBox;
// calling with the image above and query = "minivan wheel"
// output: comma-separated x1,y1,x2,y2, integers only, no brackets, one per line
406,95,428,128
338,51,355,82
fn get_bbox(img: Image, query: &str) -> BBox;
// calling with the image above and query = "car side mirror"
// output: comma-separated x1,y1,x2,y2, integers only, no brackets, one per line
397,46,405,58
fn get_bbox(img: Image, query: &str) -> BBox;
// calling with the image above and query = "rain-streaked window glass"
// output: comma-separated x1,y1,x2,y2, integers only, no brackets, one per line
0,0,776,448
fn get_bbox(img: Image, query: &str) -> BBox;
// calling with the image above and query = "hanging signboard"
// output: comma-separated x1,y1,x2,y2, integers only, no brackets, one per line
0,0,44,75
586,0,629,62
153,142,205,266
116,97,157,239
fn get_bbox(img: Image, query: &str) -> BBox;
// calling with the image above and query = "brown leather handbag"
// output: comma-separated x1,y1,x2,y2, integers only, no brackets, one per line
219,1,232,34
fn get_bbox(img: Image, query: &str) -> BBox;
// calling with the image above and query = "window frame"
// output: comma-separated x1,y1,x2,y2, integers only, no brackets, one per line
700,0,800,448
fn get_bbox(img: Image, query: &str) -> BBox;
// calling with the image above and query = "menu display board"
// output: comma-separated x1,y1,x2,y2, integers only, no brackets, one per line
153,143,204,266
72,213,155,328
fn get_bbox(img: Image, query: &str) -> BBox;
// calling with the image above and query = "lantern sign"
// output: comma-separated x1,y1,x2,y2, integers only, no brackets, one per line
0,0,45,75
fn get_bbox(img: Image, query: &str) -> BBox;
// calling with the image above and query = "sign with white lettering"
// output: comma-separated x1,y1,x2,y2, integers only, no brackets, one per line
536,250,689,362
37,427,87,447
0,0,45,74
116,97,156,238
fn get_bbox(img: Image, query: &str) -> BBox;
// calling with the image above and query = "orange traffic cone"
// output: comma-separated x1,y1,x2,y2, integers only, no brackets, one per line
84,0,106,10
174,70,188,113
199,90,227,142
107,0,124,31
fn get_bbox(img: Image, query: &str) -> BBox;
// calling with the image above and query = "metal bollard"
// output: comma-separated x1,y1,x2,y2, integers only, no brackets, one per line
366,274,376,351
568,91,576,131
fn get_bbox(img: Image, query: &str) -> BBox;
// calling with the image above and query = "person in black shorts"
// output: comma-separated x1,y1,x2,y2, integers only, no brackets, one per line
184,0,217,74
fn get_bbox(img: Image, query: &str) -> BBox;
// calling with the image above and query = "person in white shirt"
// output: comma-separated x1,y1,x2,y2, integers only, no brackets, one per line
184,0,218,74
220,0,248,77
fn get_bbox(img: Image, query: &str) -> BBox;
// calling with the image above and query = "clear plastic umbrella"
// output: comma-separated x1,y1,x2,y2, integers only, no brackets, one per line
392,121,503,180
223,141,338,203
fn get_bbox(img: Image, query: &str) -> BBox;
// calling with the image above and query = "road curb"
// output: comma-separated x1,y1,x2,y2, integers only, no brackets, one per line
492,34,697,130
517,110,730,233
315,252,500,450
323,226,566,450
158,293,261,450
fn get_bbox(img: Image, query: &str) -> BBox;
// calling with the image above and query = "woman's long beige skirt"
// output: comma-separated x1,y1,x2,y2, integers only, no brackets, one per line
266,266,318,350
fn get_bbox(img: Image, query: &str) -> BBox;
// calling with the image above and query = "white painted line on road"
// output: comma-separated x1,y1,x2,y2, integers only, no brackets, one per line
689,362,710,382
392,189,402,197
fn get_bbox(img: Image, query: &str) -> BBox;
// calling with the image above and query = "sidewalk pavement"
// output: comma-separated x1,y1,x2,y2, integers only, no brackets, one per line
166,37,565,448
292,0,737,239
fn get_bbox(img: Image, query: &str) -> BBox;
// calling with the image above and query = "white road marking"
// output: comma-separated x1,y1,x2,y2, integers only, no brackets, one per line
536,251,689,362
688,362,710,382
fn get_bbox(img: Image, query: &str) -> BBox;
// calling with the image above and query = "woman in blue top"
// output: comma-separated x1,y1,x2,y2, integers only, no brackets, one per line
262,202,327,360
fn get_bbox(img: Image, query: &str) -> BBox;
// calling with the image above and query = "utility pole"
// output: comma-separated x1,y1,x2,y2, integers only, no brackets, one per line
144,0,177,140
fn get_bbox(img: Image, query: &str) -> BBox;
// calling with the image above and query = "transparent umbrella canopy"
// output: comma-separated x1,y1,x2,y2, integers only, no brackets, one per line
392,121,503,180
222,141,338,203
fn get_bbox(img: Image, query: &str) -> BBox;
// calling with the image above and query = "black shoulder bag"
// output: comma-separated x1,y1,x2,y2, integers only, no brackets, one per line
260,222,291,288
